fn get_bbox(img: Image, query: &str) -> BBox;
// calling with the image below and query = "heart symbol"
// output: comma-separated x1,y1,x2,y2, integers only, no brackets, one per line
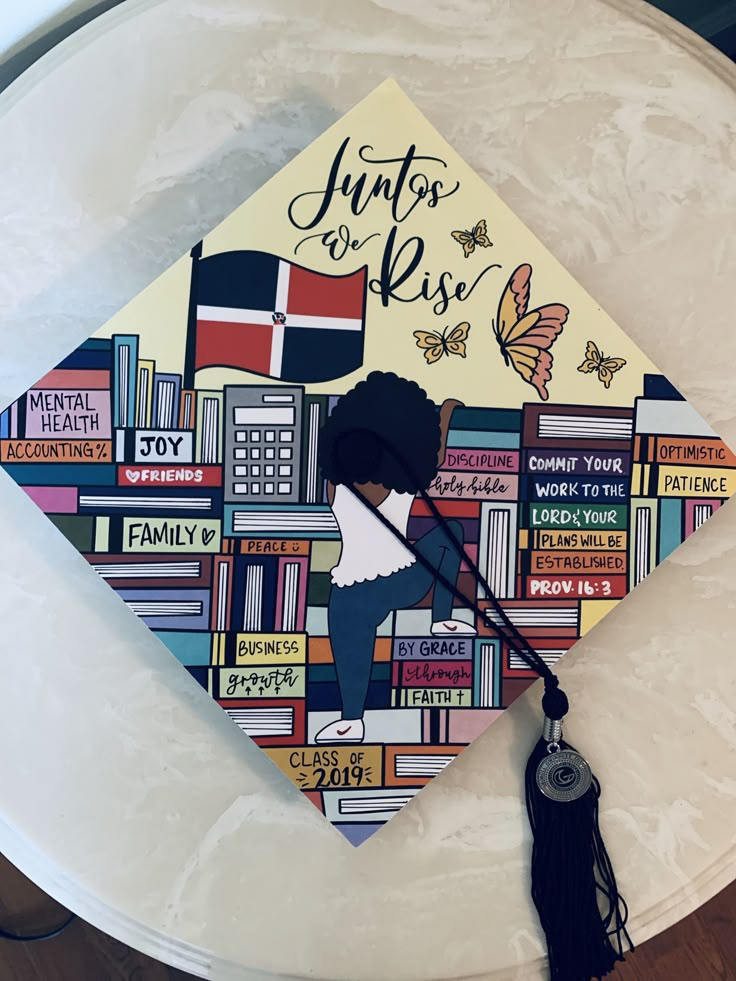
202,528,216,546
126,469,141,483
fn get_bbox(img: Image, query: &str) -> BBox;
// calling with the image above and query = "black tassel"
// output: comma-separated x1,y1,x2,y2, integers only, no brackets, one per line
525,683,633,981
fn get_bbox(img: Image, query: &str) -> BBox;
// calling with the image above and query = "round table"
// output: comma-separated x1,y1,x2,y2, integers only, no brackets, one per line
0,0,125,94
1,1,735,978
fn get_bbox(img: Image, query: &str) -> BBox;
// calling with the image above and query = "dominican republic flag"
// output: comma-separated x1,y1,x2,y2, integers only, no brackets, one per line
192,249,367,383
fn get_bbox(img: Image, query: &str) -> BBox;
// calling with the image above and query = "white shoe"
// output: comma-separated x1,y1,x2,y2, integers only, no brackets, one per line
314,718,365,745
430,619,477,637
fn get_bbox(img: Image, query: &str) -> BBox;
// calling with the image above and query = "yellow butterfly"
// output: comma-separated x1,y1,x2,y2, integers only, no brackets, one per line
577,340,626,389
492,264,569,401
413,322,470,364
451,218,492,258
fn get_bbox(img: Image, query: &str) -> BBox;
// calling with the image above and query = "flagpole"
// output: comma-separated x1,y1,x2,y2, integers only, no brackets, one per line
183,241,203,390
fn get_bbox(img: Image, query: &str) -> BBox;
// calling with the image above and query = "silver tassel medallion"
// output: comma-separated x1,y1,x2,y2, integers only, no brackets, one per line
535,716,593,803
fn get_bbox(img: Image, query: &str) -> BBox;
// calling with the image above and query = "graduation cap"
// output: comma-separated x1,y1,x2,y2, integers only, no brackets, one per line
3,80,734,980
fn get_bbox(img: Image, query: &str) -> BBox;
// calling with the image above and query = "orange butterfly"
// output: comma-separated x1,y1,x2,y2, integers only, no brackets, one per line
414,322,470,364
577,340,626,388
492,264,569,401
451,219,492,258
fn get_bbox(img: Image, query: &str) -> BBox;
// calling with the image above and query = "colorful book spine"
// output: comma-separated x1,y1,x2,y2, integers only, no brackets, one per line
151,373,182,430
22,385,111,440
57,337,112,371
195,391,223,464
300,394,329,503
48,514,97,551
11,397,24,439
276,555,309,631
33,367,111,391
631,459,736,499
635,434,736,468
265,744,383,793
80,488,222,518
472,637,502,708
503,636,576,678
392,659,473,688
478,501,518,600
210,554,234,631
153,630,211,668
634,395,718,439
84,553,213,587
225,504,339,539
522,404,634,450
448,407,521,447
479,599,580,638
136,359,155,428
2,463,116,486
383,744,463,787
684,498,722,537
218,698,307,747
231,552,279,631
112,334,139,429
430,469,518,502
116,587,211,630
179,389,196,430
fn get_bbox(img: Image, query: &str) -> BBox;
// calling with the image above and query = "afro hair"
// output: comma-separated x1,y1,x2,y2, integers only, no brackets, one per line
319,371,441,494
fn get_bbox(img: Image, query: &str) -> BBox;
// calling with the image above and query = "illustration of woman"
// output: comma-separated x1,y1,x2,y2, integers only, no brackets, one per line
315,370,476,746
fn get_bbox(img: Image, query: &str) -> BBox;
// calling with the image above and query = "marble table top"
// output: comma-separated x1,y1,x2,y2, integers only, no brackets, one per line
0,0,735,977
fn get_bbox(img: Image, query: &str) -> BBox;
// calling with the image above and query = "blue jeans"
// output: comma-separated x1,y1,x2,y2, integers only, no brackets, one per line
327,520,464,719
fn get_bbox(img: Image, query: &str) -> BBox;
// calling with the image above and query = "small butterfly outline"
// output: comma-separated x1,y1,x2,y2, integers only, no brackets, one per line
492,264,569,401
451,219,492,258
413,322,470,364
577,340,627,388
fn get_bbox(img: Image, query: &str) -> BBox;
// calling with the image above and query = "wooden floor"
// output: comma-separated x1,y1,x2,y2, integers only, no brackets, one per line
0,853,734,979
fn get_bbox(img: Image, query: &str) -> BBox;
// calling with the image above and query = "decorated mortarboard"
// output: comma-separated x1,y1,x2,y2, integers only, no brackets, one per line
3,79,735,979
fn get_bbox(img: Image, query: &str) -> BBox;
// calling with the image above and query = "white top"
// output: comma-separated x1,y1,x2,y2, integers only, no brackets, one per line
1,3,736,981
330,483,416,587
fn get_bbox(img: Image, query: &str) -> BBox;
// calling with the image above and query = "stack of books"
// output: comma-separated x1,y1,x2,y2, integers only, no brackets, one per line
631,375,736,579
5,331,735,839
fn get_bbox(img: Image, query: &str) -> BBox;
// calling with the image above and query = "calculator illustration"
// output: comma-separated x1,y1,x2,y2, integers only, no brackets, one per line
223,386,304,504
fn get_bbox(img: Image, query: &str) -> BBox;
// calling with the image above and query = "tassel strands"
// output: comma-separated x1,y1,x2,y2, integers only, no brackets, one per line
525,679,633,980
